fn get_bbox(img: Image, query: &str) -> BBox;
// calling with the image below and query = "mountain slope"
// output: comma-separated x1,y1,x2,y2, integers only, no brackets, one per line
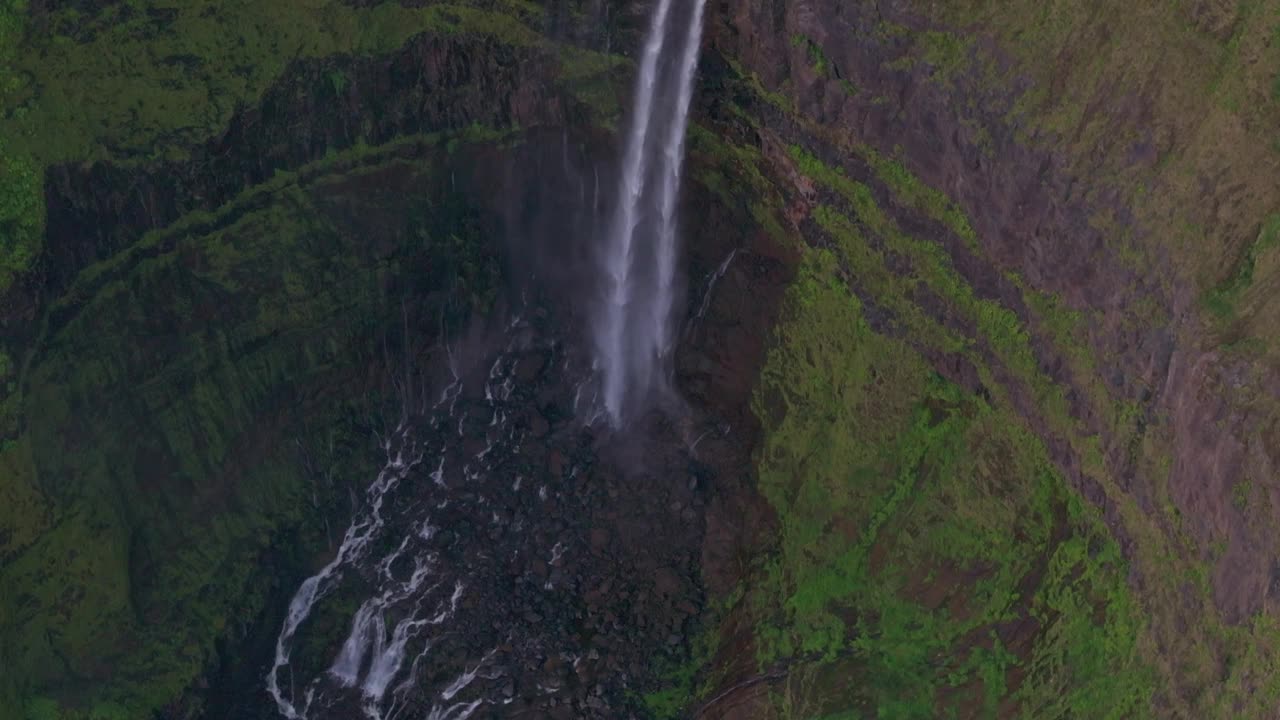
666,0,1280,717
3,0,1280,718
0,2,625,716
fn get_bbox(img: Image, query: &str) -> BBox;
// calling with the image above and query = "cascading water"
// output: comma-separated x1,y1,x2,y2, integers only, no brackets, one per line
266,313,590,720
594,0,707,426
266,4,708,717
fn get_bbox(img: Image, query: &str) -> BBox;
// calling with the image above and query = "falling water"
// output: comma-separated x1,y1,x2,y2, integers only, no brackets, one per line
266,4,709,716
265,314,575,720
594,0,707,426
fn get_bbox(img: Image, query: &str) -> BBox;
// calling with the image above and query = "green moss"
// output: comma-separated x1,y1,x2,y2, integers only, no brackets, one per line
810,203,964,353
2,129,504,718
0,1,26,102
0,0,609,291
859,145,980,251
21,699,56,720
445,122,523,154
642,623,719,719
4,1,545,163
327,68,348,95
768,80,1280,713
918,30,972,82
720,54,796,115
0,139,41,291
791,33,830,77
745,243,1154,717
689,124,790,243
789,142,978,252
1231,478,1252,512
745,138,1166,714
789,144,1076,437
10,186,355,705
1202,213,1280,319
885,9,1280,707
558,46,627,123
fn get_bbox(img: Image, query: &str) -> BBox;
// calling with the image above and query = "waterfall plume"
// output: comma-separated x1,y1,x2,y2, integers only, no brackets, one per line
593,0,707,426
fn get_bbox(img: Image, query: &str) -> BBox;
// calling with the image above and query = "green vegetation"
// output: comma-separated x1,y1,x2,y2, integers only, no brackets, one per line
558,44,629,122
787,144,1072,431
643,627,718,719
917,30,972,82
695,34,1280,711
6,1,1279,718
659,78,1166,710
791,34,830,77
0,0,24,100
6,1,545,161
0,0,624,711
1,129,503,719
857,144,979,251
922,0,1280,325
1232,478,1253,512
688,123,790,243
0,0,37,289
1202,213,1280,319
646,4,1280,716
0,0,621,292
745,243,1153,717
445,121,524,154
785,139,1280,717
0,138,39,291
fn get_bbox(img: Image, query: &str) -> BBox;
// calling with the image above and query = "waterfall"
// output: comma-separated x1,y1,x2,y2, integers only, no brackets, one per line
266,5,710,716
593,0,707,426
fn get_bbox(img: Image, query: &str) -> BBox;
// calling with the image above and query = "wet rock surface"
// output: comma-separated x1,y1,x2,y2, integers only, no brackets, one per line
179,101,763,718
253,305,726,719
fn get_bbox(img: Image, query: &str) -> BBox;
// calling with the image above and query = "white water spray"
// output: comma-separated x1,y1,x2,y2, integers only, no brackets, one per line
593,0,707,425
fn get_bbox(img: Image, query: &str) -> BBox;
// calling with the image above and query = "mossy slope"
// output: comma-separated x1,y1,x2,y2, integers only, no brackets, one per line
660,0,1280,716
1,132,508,719
0,0,624,293
656,78,1157,714
742,246,1152,718
0,1,623,716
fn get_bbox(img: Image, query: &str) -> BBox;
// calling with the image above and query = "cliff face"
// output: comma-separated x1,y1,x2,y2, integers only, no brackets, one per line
0,2,631,716
3,0,1280,718
673,0,1280,717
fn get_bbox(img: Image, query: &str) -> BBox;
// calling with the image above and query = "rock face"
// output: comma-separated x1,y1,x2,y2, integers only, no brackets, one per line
675,1,1280,718
0,3,636,717
3,0,1280,719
